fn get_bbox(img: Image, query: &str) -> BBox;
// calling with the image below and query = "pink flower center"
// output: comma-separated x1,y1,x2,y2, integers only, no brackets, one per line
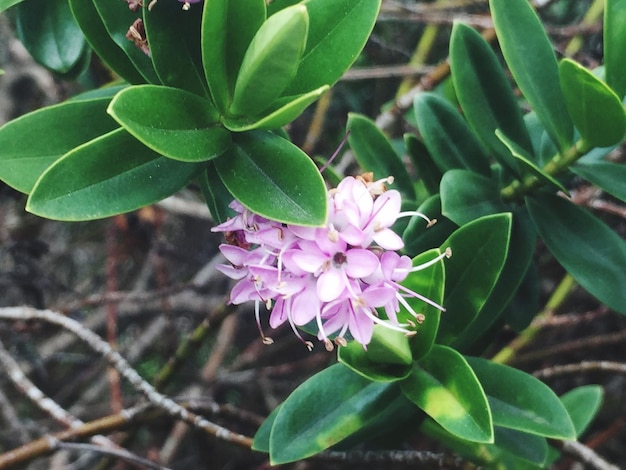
332,252,347,268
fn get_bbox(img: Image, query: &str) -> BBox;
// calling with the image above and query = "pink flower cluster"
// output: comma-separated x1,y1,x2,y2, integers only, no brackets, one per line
212,174,449,350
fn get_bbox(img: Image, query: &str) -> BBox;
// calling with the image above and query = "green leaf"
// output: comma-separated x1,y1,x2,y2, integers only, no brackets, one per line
493,427,549,467
230,5,308,117
0,0,24,13
284,0,381,95
604,0,626,98
108,85,231,162
453,210,536,352
437,214,512,344
0,98,118,193
214,130,327,226
27,128,203,220
402,195,457,256
16,0,87,74
526,193,626,315
495,129,569,194
440,169,508,226
401,345,493,443
223,85,329,131
449,22,533,171
347,113,415,200
559,59,626,147
466,357,576,440
490,0,573,153
269,363,398,464
202,0,266,113
143,0,207,96
68,0,144,84
198,162,235,223
414,92,490,176
560,385,603,437
338,326,412,382
571,160,626,203
401,248,446,360
92,0,159,83
404,133,442,196
252,404,282,453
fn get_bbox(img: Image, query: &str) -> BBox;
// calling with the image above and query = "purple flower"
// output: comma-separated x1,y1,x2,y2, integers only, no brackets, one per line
212,175,450,350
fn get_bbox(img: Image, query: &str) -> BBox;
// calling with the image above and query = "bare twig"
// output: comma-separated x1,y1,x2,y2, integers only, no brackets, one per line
533,361,626,380
315,449,477,469
0,307,253,448
551,440,620,470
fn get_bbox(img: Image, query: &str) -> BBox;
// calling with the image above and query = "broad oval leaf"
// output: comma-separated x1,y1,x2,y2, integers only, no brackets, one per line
27,128,203,220
401,345,493,443
338,326,412,382
440,169,508,226
202,0,266,113
347,113,415,200
437,213,512,344
0,0,24,13
526,193,626,315
92,0,159,83
450,22,533,172
223,85,328,131
493,427,549,467
199,163,235,223
68,0,144,84
16,0,87,74
0,98,118,193
285,0,381,95
108,85,231,162
214,130,327,226
571,160,626,203
404,133,442,196
559,58,626,147
230,5,308,117
402,195,457,256
414,92,490,176
490,0,573,153
604,0,626,98
466,357,576,440
560,385,603,437
269,363,398,464
143,0,207,96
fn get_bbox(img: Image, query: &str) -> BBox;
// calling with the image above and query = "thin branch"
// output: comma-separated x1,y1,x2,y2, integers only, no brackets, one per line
533,361,626,380
0,307,253,449
315,449,477,469
551,440,620,470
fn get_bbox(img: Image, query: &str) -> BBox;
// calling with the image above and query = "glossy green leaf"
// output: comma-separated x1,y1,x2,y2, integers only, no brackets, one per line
466,357,576,440
453,210,536,352
16,0,87,74
338,326,412,382
604,0,626,98
440,169,508,226
202,0,266,113
68,0,144,84
347,113,415,200
92,0,159,83
143,0,207,96
437,214,512,344
526,193,626,315
402,195,457,256
0,98,118,193
252,404,282,453
230,5,308,117
495,129,569,194
223,85,328,131
404,133,441,195
571,160,626,202
68,84,128,102
560,59,626,147
285,0,381,95
401,345,493,443
27,129,203,220
269,363,398,464
490,0,573,153
450,22,532,171
214,130,327,226
414,92,490,176
401,248,446,360
0,0,24,13
503,261,540,332
493,427,548,467
199,163,235,223
560,385,603,437
108,85,231,162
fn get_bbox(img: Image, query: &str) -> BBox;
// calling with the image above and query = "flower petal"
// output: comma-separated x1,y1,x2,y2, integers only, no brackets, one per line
373,228,404,250
317,269,347,302
345,249,379,278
